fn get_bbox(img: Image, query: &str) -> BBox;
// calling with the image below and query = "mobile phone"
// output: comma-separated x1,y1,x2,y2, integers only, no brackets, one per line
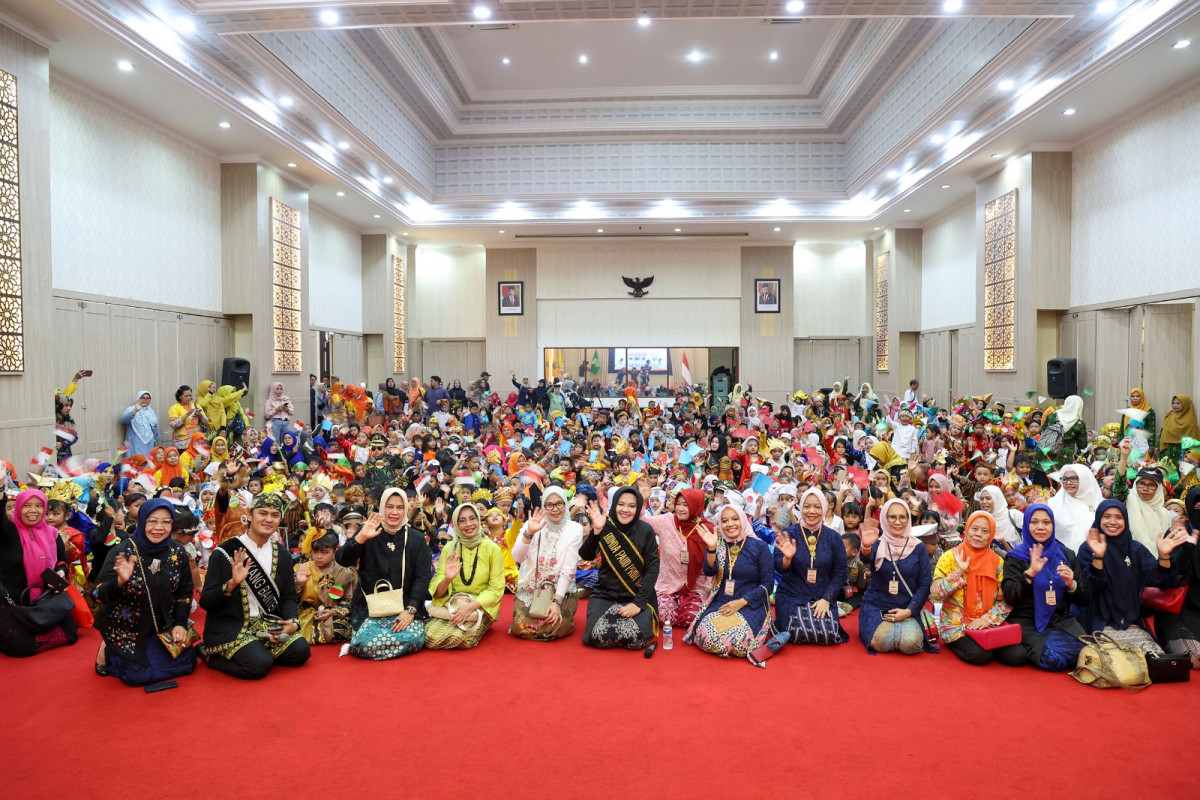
81,369,93,377
144,680,178,693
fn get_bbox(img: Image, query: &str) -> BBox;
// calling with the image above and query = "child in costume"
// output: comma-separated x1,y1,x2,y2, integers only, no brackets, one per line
294,531,357,644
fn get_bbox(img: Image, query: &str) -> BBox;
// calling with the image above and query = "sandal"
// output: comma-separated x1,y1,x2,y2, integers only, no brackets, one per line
94,643,107,677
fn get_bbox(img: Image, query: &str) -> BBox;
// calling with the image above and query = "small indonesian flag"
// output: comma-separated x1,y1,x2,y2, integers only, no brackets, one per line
681,352,692,385
328,584,344,601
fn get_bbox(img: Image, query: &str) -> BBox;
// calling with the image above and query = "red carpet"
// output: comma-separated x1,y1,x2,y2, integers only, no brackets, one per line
5,596,1200,799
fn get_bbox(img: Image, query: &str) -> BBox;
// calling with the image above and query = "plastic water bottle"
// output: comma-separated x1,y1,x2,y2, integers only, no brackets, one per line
662,624,673,650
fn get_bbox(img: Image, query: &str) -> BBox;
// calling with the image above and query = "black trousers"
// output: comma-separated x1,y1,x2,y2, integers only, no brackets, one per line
947,634,1025,667
207,637,310,680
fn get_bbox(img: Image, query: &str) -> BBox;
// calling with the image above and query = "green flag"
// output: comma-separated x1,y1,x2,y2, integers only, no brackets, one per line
590,349,600,375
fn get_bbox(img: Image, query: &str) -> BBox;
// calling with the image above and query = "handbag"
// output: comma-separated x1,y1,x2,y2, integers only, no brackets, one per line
965,622,1022,650
1147,651,1192,684
785,603,843,646
1071,633,1151,689
526,533,559,620
427,592,484,631
366,538,408,618
136,549,198,660
0,573,74,634
1142,586,1187,615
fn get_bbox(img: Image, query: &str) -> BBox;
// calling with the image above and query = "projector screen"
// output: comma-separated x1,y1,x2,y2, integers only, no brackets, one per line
610,348,669,373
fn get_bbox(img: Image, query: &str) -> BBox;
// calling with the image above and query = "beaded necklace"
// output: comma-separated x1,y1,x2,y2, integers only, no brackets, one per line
457,543,480,585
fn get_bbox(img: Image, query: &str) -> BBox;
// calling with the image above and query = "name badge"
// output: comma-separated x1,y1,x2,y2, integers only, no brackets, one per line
806,568,818,584
724,580,736,595
1045,589,1057,607
679,551,689,565
888,579,899,595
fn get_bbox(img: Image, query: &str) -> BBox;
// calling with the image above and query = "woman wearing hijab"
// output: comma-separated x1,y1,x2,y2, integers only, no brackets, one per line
94,499,197,685
510,487,583,640
1122,467,1173,553
978,485,1022,550
580,486,661,652
425,503,505,649
1162,395,1200,462
278,431,306,469
0,490,77,657
929,511,1023,666
338,488,431,660
1002,505,1090,670
265,382,295,447
868,441,907,494
1122,388,1157,447
684,504,774,658
927,472,964,530
1040,395,1088,469
1076,499,1189,654
1163,487,1200,667
1047,464,1103,551
774,487,849,645
218,384,249,441
167,385,207,450
154,448,186,488
121,390,160,457
858,498,932,655
195,380,223,432
648,488,712,631
704,434,733,483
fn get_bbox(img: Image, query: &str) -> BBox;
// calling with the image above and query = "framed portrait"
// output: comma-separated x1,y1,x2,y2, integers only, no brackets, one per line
498,281,524,316
754,278,780,314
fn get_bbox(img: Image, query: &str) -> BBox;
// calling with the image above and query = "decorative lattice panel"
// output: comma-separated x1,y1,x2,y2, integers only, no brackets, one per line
875,251,889,372
0,70,21,373
272,199,302,373
392,254,406,373
983,189,1017,371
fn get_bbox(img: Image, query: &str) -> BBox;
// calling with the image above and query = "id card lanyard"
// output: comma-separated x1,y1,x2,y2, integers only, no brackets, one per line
886,542,900,595
723,540,743,595
804,526,820,585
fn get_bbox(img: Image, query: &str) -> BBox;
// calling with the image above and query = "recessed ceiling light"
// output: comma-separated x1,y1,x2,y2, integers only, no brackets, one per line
502,57,511,65
873,227,880,231
998,79,1015,91
941,184,950,189
991,153,1003,158
373,214,381,218
1173,39,1191,49
287,162,297,168
931,133,945,144
1095,0,1117,13
383,177,393,184
338,141,349,150
473,5,491,20
279,96,294,107
218,121,231,129
597,228,604,233
785,0,805,13
336,191,345,197
1063,107,1077,116
943,0,963,11
773,227,782,232
768,51,779,61
116,59,134,72
686,50,704,63
498,230,506,234
638,14,651,27
172,16,196,35
886,170,900,179
674,228,682,232
319,9,340,25
401,231,409,236
578,54,588,64
903,209,911,213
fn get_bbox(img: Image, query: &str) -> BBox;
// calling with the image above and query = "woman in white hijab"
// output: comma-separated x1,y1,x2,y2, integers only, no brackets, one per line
509,487,583,640
978,485,1022,549
1042,395,1088,469
1046,464,1103,551
1125,467,1172,552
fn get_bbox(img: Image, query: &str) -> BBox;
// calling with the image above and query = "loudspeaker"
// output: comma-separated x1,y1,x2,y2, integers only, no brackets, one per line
1047,357,1077,399
222,357,251,389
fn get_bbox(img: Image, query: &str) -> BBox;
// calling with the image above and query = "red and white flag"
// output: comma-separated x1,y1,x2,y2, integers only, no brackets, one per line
681,352,693,386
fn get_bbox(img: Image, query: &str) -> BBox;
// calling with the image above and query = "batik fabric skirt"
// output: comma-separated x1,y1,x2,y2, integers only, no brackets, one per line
510,595,578,641
686,610,769,658
657,588,704,629
424,612,494,650
349,615,425,660
581,600,656,650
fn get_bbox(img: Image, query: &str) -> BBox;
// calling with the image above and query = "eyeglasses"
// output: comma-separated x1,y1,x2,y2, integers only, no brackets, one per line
1061,476,1079,484
144,520,173,530
885,514,910,523
544,501,566,510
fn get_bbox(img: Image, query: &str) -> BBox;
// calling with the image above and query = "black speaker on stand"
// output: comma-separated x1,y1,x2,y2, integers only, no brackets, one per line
222,357,251,389
1047,357,1077,399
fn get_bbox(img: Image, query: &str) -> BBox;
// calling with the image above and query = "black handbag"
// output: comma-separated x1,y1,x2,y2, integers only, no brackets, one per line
1147,652,1192,684
0,572,75,634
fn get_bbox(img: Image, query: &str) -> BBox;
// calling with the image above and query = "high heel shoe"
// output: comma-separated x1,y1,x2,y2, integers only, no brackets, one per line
94,644,107,676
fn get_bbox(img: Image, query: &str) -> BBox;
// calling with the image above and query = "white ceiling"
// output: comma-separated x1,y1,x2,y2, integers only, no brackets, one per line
1,0,1198,249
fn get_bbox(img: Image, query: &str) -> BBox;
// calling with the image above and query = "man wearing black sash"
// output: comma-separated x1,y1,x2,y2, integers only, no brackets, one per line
200,492,310,679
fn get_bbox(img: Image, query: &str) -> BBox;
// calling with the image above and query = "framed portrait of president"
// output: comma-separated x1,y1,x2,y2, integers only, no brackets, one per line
498,281,524,316
755,278,780,313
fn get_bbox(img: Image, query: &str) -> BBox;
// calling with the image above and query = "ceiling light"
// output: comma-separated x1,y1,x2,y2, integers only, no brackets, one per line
769,51,779,61
578,54,588,64
383,177,393,184
943,0,963,11
638,14,651,27
991,153,1003,158
502,57,510,65
336,191,345,197
903,209,911,213
597,228,604,233
1095,0,1117,13
279,96,294,107
338,141,349,150
171,16,196,35
373,214,381,218
674,228,682,232
941,184,950,189
773,227,781,232
686,50,704,63
218,121,231,129
401,231,409,236
473,5,492,19
1173,39,1191,49
116,59,134,72
1063,107,1077,116
873,227,880,230
785,0,805,12
998,79,1015,91
319,9,339,25
498,230,506,234
931,133,945,144
287,162,297,168
886,170,900,179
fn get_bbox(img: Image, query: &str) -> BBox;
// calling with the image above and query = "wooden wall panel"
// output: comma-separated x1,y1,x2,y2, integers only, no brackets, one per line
485,248,539,378
1143,304,1194,433
794,338,862,393
740,246,793,400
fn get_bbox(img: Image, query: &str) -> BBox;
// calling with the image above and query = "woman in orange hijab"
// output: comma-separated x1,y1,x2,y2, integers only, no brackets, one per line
342,384,368,423
929,511,1024,667
1122,387,1156,447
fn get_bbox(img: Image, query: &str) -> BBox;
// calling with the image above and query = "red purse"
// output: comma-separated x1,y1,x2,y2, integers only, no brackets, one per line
964,622,1022,650
1142,586,1187,614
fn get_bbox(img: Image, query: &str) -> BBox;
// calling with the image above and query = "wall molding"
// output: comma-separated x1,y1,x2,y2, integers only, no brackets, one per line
51,290,227,320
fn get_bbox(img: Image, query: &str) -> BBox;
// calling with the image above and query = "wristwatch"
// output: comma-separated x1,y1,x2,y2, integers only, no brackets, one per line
552,598,563,606
406,605,417,615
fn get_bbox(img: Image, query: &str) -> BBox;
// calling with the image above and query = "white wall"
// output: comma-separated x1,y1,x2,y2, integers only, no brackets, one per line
920,200,976,329
793,242,867,337
1072,81,1200,307
309,207,363,332
49,80,222,310
411,246,486,338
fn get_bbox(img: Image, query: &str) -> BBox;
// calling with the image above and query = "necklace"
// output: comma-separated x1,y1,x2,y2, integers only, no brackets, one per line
458,543,480,585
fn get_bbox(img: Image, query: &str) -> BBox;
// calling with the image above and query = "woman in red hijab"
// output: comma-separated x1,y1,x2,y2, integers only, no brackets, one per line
644,486,712,631
0,489,78,656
